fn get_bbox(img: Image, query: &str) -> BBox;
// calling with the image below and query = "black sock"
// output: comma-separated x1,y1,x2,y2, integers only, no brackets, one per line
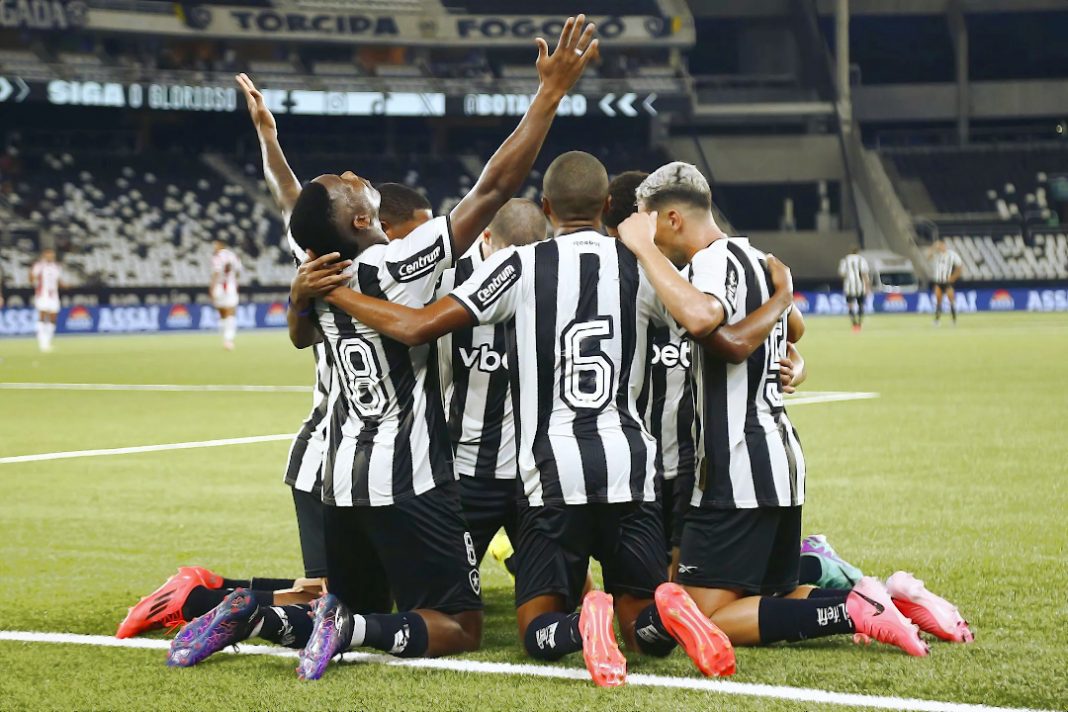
221,578,251,589
798,556,823,586
523,612,581,661
757,593,854,644
250,589,276,607
633,604,677,657
353,612,430,658
807,587,851,598
180,586,231,620
250,577,298,591
254,604,314,649
950,304,957,321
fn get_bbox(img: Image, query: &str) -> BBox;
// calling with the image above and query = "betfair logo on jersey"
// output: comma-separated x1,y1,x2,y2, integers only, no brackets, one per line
458,344,508,373
386,237,445,283
650,341,690,369
471,252,521,311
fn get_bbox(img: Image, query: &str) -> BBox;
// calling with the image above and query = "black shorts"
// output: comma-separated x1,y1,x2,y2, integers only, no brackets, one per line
676,506,802,596
323,481,483,615
514,500,667,611
459,476,519,565
933,282,951,291
845,293,864,305
660,473,694,552
291,487,328,578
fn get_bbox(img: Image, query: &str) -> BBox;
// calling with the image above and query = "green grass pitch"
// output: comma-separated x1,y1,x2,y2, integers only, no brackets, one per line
0,313,1065,711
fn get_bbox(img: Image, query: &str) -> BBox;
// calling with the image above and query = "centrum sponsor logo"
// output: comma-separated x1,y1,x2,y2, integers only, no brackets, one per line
387,239,444,283
471,255,521,310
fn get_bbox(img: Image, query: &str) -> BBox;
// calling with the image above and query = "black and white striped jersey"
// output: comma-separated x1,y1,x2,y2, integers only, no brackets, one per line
688,237,806,509
283,232,331,496
932,249,963,283
283,342,333,495
838,254,870,297
437,241,517,480
450,230,660,507
636,326,698,484
315,215,456,507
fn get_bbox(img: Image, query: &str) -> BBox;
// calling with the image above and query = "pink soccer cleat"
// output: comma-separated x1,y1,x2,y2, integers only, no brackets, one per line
578,591,627,687
887,571,974,643
117,566,224,639
655,582,735,677
846,577,929,657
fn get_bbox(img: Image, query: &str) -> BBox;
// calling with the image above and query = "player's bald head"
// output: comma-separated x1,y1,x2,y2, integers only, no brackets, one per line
487,198,548,251
542,151,610,223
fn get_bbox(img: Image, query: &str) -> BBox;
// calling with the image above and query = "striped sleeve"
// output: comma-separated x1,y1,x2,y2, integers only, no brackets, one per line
689,243,739,320
449,248,523,326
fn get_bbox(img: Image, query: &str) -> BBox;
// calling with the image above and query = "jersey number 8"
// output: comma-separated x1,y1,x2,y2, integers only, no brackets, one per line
339,337,386,418
560,316,616,411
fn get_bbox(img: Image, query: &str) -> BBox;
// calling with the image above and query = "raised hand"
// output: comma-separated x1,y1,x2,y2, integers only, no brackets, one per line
235,73,276,136
535,15,600,101
292,251,352,306
616,210,659,256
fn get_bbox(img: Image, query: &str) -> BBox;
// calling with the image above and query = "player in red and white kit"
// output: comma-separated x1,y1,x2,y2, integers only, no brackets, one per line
209,240,242,350
29,248,63,352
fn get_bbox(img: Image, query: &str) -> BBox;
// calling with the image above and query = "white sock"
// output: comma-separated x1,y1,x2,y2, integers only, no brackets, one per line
223,316,237,343
348,614,367,651
45,322,55,348
36,322,47,350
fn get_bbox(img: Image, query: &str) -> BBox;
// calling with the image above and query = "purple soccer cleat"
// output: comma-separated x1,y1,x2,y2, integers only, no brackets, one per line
166,588,259,667
297,593,354,681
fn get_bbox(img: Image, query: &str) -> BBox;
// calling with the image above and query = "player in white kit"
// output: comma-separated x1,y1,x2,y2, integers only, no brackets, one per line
209,241,242,349
29,248,62,352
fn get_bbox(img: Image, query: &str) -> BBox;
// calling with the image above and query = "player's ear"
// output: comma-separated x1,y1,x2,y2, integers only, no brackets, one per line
352,212,373,229
541,196,552,219
380,218,393,238
668,209,684,231
602,195,612,218
482,229,492,245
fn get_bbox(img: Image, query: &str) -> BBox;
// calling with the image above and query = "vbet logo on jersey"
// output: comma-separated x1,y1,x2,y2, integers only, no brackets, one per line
165,304,194,328
263,301,288,327
64,305,95,331
988,289,1016,311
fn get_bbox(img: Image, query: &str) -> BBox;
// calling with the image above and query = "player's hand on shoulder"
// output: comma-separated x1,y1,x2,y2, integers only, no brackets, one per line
235,73,276,134
766,254,793,301
616,211,658,255
292,251,352,305
535,15,600,101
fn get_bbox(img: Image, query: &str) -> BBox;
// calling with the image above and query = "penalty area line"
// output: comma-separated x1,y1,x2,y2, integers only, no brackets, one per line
0,434,294,465
0,631,1050,712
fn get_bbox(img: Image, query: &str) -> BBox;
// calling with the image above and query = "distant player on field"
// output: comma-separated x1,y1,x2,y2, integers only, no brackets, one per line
29,248,62,352
838,247,870,331
930,240,963,325
209,240,242,349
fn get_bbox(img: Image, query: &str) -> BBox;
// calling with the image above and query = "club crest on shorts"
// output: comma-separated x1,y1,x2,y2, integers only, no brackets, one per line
468,569,481,595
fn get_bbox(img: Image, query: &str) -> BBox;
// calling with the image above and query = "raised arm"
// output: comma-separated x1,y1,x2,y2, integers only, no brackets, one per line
323,289,474,347
448,15,598,251
706,256,794,364
236,73,300,224
617,212,726,338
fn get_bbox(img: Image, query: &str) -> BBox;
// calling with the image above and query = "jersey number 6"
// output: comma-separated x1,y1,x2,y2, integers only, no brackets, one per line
560,316,616,412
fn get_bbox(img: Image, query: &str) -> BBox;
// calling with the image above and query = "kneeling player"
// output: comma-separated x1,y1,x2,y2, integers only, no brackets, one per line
617,163,971,655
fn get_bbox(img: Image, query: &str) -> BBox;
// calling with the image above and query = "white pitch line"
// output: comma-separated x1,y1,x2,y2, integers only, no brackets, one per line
0,434,293,465
0,631,1050,712
0,382,309,393
786,391,880,406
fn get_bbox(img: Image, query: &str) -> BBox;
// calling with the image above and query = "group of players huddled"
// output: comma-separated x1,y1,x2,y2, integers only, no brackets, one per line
116,17,973,687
